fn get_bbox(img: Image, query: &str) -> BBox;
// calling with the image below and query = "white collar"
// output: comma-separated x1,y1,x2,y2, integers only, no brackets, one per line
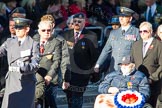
74,30,82,37
143,37,153,43
18,36,26,45
121,25,131,32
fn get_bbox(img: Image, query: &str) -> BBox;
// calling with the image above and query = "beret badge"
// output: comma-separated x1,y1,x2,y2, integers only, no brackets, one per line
79,15,82,18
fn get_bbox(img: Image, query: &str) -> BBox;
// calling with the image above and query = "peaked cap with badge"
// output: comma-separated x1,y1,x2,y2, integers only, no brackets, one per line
73,12,86,19
13,18,32,28
119,7,135,16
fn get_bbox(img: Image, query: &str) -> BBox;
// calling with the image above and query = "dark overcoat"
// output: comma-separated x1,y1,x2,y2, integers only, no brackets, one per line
63,29,99,87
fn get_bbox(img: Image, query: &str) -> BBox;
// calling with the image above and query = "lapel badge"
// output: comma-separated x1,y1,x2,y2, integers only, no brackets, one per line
149,44,154,49
81,41,85,49
121,8,124,13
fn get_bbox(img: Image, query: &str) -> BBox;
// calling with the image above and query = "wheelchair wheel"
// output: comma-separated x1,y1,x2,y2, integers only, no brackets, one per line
143,103,153,108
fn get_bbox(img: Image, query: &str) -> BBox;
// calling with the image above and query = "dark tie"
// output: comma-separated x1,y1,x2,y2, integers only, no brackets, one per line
74,32,79,43
148,6,152,21
122,30,125,36
40,41,45,54
18,41,21,46
143,42,148,57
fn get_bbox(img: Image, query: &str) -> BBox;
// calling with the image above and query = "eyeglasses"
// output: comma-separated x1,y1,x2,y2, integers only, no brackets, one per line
139,30,149,34
9,25,15,27
41,29,51,32
73,20,82,23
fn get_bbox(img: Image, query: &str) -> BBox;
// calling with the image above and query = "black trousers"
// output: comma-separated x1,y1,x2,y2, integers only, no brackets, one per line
45,83,58,108
149,81,161,107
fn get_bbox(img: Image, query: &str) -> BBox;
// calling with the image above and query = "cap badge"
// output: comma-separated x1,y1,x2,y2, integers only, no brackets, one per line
16,19,20,24
121,8,124,13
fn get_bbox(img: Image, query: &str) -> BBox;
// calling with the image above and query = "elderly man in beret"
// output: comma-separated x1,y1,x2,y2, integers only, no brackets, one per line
94,55,150,108
62,12,99,108
94,7,140,75
0,17,39,108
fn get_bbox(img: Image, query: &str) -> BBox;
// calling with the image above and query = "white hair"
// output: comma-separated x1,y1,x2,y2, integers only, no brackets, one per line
66,15,74,25
38,21,53,29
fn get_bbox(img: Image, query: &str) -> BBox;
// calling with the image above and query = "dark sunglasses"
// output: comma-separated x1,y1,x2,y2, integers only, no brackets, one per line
73,20,82,23
139,30,149,34
41,29,51,32
15,26,25,30
68,23,73,25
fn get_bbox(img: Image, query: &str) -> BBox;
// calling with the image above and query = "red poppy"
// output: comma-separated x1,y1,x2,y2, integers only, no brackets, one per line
149,45,154,49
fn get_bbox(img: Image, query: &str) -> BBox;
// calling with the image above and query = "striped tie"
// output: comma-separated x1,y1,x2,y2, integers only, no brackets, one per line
74,32,79,43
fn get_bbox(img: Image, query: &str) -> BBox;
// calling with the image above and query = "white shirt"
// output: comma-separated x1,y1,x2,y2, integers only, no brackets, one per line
143,37,154,56
121,25,131,32
74,30,82,38
18,37,26,45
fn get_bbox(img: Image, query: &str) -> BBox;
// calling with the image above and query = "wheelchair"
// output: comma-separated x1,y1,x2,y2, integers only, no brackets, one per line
143,103,153,108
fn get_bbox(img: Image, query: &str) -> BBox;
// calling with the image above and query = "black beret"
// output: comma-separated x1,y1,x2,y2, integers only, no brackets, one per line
73,12,85,19
13,18,32,28
119,7,135,16
10,7,26,18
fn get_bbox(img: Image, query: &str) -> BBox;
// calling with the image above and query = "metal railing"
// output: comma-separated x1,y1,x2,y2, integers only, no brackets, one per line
103,26,112,39
85,26,104,47
54,26,115,48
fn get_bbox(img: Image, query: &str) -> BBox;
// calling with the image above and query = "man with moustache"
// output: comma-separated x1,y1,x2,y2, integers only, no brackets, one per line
62,12,98,108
